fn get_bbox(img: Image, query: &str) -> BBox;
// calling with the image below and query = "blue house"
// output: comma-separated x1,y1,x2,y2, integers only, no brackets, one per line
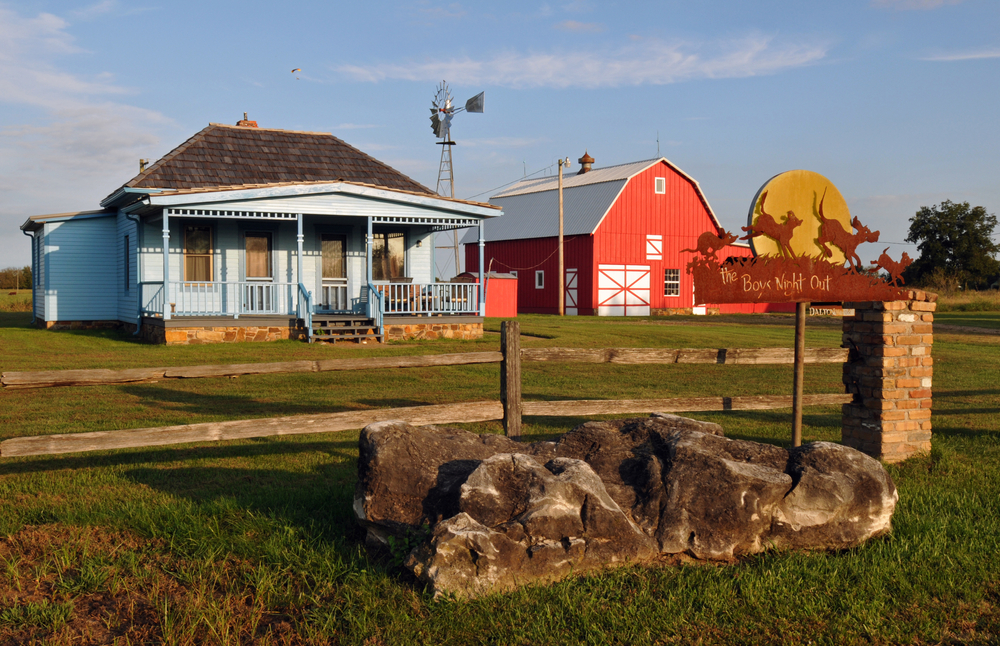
21,118,500,344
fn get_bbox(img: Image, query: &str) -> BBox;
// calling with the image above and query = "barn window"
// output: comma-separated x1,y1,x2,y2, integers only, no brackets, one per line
655,177,666,194
535,270,544,289
664,268,680,296
646,234,662,260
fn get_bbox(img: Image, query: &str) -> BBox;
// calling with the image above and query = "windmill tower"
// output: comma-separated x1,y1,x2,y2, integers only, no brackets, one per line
430,81,484,277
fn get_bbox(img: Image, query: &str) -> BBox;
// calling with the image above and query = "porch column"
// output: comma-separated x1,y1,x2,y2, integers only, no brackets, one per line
366,217,374,318
478,220,486,317
296,213,304,317
162,209,170,321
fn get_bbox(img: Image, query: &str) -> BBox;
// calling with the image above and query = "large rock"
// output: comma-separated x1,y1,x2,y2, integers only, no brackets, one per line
354,416,898,598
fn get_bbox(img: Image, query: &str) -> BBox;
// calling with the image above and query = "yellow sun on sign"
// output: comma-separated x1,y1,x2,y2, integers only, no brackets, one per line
747,170,852,263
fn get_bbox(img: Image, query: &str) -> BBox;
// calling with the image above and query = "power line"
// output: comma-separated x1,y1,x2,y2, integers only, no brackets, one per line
462,163,557,201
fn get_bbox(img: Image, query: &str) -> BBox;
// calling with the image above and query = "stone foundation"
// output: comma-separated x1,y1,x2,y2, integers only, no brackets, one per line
140,320,306,345
841,290,936,463
383,321,483,341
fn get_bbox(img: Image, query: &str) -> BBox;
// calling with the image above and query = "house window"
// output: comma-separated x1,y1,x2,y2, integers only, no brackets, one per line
184,226,213,282
124,235,130,292
664,268,680,296
372,231,405,281
655,177,666,194
646,234,662,260
535,270,544,289
245,232,273,279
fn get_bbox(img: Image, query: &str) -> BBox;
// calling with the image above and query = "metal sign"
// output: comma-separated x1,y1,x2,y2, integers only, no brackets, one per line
689,170,913,304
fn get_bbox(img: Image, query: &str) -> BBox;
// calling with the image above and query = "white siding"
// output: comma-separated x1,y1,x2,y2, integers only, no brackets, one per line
44,217,118,321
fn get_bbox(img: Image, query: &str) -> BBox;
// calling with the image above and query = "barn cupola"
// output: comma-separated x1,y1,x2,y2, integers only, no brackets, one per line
577,151,594,175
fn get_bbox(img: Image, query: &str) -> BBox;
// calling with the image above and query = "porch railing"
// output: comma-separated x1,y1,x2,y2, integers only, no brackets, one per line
377,282,480,316
298,283,313,342
319,284,349,312
140,281,298,317
139,282,165,317
138,280,480,321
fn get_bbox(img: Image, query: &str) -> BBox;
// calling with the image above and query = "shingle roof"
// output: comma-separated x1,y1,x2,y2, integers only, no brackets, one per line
118,123,434,195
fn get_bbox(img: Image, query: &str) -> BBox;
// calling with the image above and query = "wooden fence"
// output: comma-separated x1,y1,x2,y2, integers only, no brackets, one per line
0,323,849,457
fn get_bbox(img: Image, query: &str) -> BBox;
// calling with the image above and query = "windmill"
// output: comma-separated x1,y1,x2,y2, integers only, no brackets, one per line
430,81,484,278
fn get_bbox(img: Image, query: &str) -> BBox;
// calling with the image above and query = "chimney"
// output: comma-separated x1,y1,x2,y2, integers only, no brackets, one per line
236,112,258,128
577,150,594,174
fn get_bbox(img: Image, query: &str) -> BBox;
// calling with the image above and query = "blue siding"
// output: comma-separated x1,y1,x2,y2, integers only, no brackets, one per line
116,211,139,322
45,217,118,321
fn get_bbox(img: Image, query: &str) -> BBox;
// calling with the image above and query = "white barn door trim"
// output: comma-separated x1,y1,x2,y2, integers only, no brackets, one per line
597,264,650,316
565,268,578,316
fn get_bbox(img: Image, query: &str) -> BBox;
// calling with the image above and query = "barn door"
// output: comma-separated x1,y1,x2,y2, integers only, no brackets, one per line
597,264,650,316
564,268,578,316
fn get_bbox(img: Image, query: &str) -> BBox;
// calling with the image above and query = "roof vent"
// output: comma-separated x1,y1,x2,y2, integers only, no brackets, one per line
236,112,258,128
577,150,594,174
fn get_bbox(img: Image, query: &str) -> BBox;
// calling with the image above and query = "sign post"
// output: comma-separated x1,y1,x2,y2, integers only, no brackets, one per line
688,170,914,446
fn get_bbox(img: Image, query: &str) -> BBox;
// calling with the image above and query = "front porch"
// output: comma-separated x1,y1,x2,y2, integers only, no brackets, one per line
126,183,497,343
137,280,484,344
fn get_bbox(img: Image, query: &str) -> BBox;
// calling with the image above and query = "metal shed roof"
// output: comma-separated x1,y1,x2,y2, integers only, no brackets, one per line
466,157,720,244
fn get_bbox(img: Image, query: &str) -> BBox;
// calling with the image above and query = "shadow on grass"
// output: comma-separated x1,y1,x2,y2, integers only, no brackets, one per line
116,384,448,419
934,389,1000,399
0,312,33,328
927,424,1000,441
0,437,358,477
122,464,360,544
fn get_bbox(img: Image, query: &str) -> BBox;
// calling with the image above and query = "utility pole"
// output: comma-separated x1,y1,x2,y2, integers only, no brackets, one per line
557,157,570,316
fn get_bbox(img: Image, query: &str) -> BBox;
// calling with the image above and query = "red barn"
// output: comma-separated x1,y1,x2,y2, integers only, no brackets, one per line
465,154,783,316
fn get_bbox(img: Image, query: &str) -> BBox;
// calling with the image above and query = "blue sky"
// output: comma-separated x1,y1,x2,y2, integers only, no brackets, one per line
1,0,998,276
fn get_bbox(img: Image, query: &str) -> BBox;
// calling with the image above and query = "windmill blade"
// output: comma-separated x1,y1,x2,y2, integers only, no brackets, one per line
465,91,485,113
430,113,442,137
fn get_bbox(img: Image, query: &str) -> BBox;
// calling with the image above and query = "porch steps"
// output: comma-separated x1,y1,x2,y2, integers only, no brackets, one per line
310,317,383,344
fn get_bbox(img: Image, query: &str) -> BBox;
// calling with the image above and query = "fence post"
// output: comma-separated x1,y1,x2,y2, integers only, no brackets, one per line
500,320,522,440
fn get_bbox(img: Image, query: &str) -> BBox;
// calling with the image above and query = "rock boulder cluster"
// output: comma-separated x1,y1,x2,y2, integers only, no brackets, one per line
354,414,897,598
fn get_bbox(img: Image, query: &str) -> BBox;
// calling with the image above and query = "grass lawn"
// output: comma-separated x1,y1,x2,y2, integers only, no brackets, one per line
1,310,999,644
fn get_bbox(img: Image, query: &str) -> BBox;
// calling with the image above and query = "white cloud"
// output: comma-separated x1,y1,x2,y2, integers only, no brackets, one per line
920,48,1000,61
555,20,604,33
870,0,962,9
72,0,116,19
415,1,466,19
0,5,174,266
336,35,828,89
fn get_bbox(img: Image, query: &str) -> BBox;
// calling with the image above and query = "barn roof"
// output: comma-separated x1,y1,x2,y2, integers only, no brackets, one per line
103,123,434,204
474,157,721,243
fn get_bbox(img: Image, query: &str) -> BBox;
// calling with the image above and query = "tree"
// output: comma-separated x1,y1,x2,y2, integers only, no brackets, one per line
904,200,1000,290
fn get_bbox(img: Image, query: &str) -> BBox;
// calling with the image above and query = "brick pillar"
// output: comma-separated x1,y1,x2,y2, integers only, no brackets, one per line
841,290,937,463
